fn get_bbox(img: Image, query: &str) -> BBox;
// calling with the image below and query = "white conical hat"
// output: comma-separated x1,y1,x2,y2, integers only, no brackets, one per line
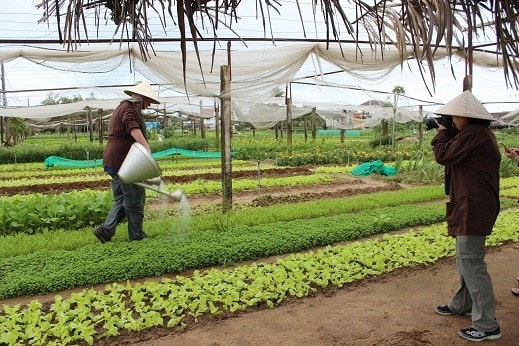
124,82,161,104
434,90,494,121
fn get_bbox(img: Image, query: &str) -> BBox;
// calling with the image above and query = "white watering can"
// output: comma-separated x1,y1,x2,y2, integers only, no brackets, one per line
117,142,184,201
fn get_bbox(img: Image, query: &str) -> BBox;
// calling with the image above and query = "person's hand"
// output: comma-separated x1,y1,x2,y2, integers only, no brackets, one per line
435,119,447,130
504,147,519,162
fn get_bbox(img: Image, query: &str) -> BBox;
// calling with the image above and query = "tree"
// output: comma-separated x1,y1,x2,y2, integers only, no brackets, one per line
6,117,27,145
41,92,59,106
59,94,83,104
36,1,519,91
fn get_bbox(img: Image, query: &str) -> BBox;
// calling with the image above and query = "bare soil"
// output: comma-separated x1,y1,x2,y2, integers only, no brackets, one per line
3,173,518,345
136,243,519,346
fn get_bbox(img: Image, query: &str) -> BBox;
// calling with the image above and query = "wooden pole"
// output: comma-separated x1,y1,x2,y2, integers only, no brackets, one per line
418,105,423,154
304,113,308,142
199,100,206,139
214,98,220,150
162,104,167,129
286,83,293,156
87,107,93,142
98,109,103,145
311,107,317,140
0,61,5,146
391,93,397,150
220,65,233,212
74,115,77,143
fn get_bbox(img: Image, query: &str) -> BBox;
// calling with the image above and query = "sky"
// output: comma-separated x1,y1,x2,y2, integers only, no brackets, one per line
0,0,518,114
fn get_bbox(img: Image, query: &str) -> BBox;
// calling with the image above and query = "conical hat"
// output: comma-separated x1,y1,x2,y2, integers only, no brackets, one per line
434,90,494,121
124,82,161,104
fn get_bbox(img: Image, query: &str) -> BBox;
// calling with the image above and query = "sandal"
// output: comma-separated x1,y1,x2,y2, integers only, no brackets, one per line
512,287,519,297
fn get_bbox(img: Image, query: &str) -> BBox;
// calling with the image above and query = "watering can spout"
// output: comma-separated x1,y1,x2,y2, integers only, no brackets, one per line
170,189,184,202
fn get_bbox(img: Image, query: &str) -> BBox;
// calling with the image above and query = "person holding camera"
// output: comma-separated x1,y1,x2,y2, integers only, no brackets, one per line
430,90,501,342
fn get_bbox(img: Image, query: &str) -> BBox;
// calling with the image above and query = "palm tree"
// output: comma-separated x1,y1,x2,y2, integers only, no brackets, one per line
37,1,518,90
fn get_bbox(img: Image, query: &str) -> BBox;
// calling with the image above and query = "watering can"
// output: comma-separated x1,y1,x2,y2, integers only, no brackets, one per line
118,142,184,201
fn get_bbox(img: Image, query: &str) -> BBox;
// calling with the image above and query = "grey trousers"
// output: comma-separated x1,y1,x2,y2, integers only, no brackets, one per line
447,235,499,332
100,174,147,241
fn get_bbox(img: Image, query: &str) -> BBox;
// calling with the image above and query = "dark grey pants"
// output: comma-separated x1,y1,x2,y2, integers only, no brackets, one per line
448,235,499,332
100,175,147,241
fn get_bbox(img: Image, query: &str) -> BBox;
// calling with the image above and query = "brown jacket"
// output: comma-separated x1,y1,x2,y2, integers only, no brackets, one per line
432,124,500,236
103,100,146,170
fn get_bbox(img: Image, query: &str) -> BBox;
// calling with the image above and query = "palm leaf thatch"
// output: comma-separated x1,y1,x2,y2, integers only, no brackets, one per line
36,0,519,90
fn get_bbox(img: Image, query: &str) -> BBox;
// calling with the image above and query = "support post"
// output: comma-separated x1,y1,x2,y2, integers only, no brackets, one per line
0,61,6,146
214,98,220,150
418,105,423,154
286,83,293,156
311,107,317,140
199,100,206,139
220,65,233,213
98,108,103,145
87,107,93,142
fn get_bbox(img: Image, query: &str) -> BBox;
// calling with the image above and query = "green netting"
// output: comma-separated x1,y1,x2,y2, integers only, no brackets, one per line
43,156,103,168
351,160,396,176
317,129,362,136
152,148,224,159
44,147,231,168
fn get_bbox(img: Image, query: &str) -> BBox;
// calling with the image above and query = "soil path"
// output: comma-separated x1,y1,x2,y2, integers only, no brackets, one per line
138,242,519,346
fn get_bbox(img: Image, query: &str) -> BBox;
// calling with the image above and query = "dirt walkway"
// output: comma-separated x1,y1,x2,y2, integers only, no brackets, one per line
136,242,519,346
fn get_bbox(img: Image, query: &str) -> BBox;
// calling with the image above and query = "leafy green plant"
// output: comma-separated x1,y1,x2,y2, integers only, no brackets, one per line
0,190,112,235
1,209,517,346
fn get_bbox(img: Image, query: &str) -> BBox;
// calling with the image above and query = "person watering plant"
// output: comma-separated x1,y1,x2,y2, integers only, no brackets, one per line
94,82,160,243
431,90,501,342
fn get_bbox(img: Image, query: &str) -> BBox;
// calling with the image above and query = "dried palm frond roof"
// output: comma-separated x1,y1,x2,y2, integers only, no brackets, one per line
36,1,519,90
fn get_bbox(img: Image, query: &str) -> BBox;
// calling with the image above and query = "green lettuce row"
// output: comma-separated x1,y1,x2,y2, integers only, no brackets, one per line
0,191,112,236
1,210,518,346
1,184,445,253
0,203,447,300
2,176,517,237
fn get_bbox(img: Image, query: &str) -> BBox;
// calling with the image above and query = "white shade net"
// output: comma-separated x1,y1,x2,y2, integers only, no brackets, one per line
0,43,504,128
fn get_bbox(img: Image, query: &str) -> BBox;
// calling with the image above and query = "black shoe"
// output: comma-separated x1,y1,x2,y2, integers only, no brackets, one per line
435,305,454,316
435,305,471,316
130,234,148,241
93,226,110,243
458,327,501,342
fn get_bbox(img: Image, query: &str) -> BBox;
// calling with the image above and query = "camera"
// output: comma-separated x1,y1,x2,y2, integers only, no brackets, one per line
425,115,453,130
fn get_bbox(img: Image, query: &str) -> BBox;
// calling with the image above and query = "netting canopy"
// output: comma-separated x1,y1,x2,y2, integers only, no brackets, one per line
0,42,504,127
500,108,519,127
